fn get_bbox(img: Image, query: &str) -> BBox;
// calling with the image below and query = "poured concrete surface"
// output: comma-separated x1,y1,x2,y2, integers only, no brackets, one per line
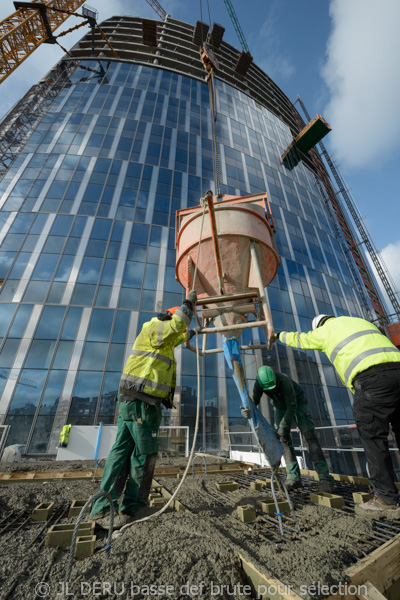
0,458,374,599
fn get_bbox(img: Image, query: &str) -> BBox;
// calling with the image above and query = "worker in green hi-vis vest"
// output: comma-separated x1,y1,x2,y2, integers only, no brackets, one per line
242,366,333,492
90,290,198,531
59,424,71,448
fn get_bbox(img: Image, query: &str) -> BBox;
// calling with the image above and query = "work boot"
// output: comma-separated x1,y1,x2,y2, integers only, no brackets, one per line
285,480,303,491
95,513,134,530
354,494,400,520
318,480,334,494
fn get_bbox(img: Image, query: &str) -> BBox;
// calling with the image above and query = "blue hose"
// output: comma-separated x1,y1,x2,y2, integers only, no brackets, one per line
94,422,103,460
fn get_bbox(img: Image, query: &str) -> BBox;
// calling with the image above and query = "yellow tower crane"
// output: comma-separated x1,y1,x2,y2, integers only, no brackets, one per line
0,0,118,85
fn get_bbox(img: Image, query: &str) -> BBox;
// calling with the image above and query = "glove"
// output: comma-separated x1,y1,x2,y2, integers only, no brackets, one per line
186,290,197,306
276,425,288,439
186,329,195,341
240,406,250,419
270,332,279,345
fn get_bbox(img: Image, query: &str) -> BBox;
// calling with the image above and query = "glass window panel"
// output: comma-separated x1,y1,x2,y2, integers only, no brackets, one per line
98,372,119,418
71,283,96,305
23,280,50,303
164,266,181,293
80,341,108,370
47,281,66,304
0,304,17,336
31,254,59,280
100,259,117,285
0,338,20,368
91,218,112,239
7,369,48,414
118,288,140,309
95,285,111,307
0,251,16,278
87,309,114,342
143,263,158,290
43,236,66,253
52,340,74,369
28,415,55,453
122,261,145,288
34,306,65,339
54,255,74,281
69,371,102,424
51,214,73,235
106,343,125,371
112,310,130,343
25,340,56,368
77,257,103,283
60,307,82,340
8,253,31,279
8,304,33,338
140,289,155,311
86,239,107,257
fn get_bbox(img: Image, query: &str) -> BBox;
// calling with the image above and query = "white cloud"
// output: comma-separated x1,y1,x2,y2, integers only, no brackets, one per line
322,0,400,169
380,240,400,293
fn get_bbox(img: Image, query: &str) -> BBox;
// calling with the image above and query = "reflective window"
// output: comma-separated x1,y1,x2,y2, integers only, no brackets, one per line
25,340,56,368
69,371,102,425
77,257,103,283
112,310,130,343
0,252,16,278
106,343,125,371
34,306,65,339
60,307,82,340
8,304,33,338
31,254,59,280
0,339,20,368
87,309,114,342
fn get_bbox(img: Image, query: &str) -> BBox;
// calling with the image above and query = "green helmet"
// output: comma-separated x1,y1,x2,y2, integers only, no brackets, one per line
258,366,276,390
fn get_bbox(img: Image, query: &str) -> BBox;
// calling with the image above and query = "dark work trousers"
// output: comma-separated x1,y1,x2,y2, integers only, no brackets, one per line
353,364,400,505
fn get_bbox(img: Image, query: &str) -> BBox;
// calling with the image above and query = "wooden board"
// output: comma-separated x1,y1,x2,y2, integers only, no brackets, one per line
239,553,303,600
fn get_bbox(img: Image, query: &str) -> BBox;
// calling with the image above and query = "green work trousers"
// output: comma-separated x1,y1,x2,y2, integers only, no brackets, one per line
274,402,332,482
91,398,162,516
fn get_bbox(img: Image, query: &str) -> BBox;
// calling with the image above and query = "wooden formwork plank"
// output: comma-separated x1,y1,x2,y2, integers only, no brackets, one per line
238,553,303,600
152,478,190,513
344,533,400,596
357,581,388,600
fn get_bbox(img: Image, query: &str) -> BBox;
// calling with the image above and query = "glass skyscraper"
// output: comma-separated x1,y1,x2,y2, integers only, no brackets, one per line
0,15,391,473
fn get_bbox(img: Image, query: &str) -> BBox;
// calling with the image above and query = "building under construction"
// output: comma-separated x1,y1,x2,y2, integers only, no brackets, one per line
1,5,400,600
0,10,399,470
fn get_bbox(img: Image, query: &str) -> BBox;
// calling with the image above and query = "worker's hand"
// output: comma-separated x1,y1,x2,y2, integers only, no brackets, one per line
186,290,197,305
186,329,195,340
240,406,251,419
270,333,279,345
276,425,288,439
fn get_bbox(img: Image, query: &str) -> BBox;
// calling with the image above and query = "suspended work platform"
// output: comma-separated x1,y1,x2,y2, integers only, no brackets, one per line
281,114,331,166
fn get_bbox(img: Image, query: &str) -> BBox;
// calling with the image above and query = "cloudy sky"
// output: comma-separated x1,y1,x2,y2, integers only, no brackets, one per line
1,0,399,296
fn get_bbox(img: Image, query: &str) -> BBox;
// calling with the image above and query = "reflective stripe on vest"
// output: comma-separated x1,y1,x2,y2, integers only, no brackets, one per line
123,374,171,392
296,333,301,348
344,347,400,385
329,330,381,364
157,321,164,347
130,349,173,366
281,332,287,344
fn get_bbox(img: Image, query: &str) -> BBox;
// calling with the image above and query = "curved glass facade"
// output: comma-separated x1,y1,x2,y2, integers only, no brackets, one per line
0,49,372,469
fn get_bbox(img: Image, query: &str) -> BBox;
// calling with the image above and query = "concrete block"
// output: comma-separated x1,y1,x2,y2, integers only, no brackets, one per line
257,500,289,516
149,497,168,508
255,478,269,487
349,476,369,486
74,535,96,560
352,492,371,504
332,473,349,482
237,505,256,523
45,522,95,548
149,492,162,500
250,481,263,491
31,502,54,522
68,500,88,518
215,481,239,493
309,492,345,509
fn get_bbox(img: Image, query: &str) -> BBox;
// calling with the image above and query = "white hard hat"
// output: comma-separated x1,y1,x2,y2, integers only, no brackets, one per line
312,314,333,330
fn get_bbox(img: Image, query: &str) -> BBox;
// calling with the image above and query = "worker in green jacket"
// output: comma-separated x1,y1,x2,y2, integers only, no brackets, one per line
274,314,400,519
242,366,333,491
90,290,198,529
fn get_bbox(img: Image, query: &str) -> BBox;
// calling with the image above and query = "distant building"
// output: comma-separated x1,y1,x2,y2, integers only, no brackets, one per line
0,16,390,474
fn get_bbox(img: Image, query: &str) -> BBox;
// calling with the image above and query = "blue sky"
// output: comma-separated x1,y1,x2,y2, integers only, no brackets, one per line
1,0,399,294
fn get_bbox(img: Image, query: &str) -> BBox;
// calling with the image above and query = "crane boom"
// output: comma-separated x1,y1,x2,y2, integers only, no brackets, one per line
144,0,166,19
223,0,250,54
0,0,86,84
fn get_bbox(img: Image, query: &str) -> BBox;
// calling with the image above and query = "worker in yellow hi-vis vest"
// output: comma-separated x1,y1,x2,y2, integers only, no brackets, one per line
59,424,71,447
90,290,198,531
273,314,400,520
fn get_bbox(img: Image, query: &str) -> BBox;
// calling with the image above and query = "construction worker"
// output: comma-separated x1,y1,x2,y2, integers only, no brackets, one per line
90,290,198,529
273,314,400,519
59,424,71,448
242,366,333,491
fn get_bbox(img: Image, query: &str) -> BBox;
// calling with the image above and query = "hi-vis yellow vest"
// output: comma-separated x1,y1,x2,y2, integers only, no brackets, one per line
280,316,400,392
59,424,71,447
119,311,189,406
